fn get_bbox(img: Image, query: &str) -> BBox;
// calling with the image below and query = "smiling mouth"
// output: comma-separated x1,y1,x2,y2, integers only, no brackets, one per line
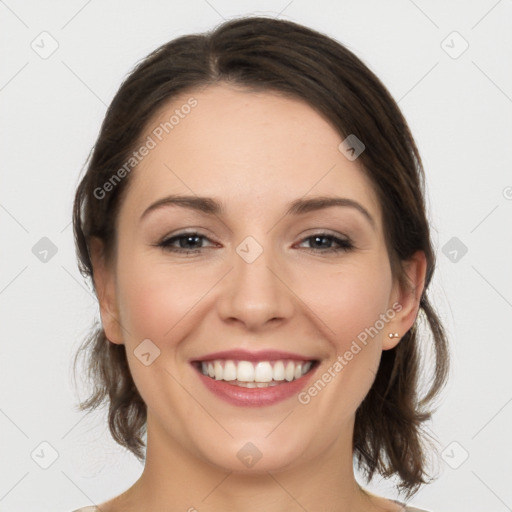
193,359,318,388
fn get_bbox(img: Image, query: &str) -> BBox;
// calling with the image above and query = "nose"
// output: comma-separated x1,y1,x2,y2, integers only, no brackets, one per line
216,240,294,331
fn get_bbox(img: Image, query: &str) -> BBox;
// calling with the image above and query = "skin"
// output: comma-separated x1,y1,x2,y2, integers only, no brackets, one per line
91,83,426,512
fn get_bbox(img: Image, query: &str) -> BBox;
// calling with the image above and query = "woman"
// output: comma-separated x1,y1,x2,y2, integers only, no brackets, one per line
71,16,449,512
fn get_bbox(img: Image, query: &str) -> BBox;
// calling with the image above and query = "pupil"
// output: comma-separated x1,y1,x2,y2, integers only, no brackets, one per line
314,236,329,248
182,235,200,248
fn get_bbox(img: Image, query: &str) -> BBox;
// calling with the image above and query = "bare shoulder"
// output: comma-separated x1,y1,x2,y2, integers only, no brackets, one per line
393,502,432,512
72,493,128,512
71,502,119,512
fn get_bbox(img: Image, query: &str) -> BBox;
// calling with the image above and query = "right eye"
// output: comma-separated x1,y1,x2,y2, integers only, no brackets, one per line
156,231,218,255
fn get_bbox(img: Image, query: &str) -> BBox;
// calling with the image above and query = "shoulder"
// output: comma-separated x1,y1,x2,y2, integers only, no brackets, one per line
71,507,100,512
393,502,431,512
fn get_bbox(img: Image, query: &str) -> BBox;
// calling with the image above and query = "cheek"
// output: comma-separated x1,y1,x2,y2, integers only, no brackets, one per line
113,254,208,411
115,252,216,345
293,263,393,425
310,261,392,378
307,260,393,346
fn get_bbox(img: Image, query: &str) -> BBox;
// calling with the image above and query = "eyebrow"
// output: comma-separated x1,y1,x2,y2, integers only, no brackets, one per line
140,194,375,228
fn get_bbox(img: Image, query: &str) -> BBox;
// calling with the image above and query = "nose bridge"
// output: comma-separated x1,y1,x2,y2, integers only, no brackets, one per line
217,234,293,328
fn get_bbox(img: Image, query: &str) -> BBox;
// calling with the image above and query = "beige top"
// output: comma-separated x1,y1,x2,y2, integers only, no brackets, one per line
72,502,430,512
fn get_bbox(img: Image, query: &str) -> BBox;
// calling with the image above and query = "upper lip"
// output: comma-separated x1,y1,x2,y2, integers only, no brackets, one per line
191,349,317,362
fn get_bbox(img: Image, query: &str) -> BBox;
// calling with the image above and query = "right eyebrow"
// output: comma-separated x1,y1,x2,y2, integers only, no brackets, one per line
140,195,222,221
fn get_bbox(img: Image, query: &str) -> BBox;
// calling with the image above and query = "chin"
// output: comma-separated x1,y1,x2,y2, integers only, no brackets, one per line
196,434,310,474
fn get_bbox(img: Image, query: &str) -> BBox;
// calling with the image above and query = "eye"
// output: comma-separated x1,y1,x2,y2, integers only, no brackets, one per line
156,231,217,254
296,233,354,253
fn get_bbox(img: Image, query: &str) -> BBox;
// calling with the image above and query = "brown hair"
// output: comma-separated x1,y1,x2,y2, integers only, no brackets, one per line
72,16,449,500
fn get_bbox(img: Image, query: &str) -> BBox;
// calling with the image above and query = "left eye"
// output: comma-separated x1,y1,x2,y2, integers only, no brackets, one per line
296,234,354,253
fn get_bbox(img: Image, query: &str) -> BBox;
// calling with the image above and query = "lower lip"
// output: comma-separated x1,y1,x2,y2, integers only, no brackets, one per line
194,365,316,407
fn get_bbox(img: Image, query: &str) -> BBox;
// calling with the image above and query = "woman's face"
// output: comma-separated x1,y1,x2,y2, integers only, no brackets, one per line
95,83,420,473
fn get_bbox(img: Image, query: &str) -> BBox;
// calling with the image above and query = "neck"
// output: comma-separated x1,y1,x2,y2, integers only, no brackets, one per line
112,412,379,512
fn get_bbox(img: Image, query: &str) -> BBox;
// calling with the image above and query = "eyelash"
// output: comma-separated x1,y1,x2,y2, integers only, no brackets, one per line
156,231,354,255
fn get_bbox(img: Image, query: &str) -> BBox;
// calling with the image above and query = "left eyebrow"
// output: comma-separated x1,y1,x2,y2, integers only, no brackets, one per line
140,194,375,229
286,196,375,229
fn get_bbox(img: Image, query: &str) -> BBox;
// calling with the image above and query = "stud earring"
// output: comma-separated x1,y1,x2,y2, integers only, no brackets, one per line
388,333,400,339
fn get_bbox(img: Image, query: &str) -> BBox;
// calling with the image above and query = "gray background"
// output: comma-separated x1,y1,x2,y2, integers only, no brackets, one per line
1,1,511,511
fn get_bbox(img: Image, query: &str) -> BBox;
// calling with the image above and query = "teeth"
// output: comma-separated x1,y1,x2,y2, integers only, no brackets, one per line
237,361,254,382
254,362,273,382
223,360,237,381
241,382,257,388
285,361,295,381
214,360,223,380
237,381,280,388
273,361,285,381
199,359,314,383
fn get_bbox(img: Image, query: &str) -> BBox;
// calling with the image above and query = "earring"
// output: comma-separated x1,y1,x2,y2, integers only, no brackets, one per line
388,333,400,339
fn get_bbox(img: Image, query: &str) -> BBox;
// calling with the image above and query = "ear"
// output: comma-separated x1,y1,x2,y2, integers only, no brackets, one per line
383,250,427,350
89,237,124,345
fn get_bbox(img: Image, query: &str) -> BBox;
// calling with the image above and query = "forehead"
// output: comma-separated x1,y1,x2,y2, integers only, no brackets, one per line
122,84,382,226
